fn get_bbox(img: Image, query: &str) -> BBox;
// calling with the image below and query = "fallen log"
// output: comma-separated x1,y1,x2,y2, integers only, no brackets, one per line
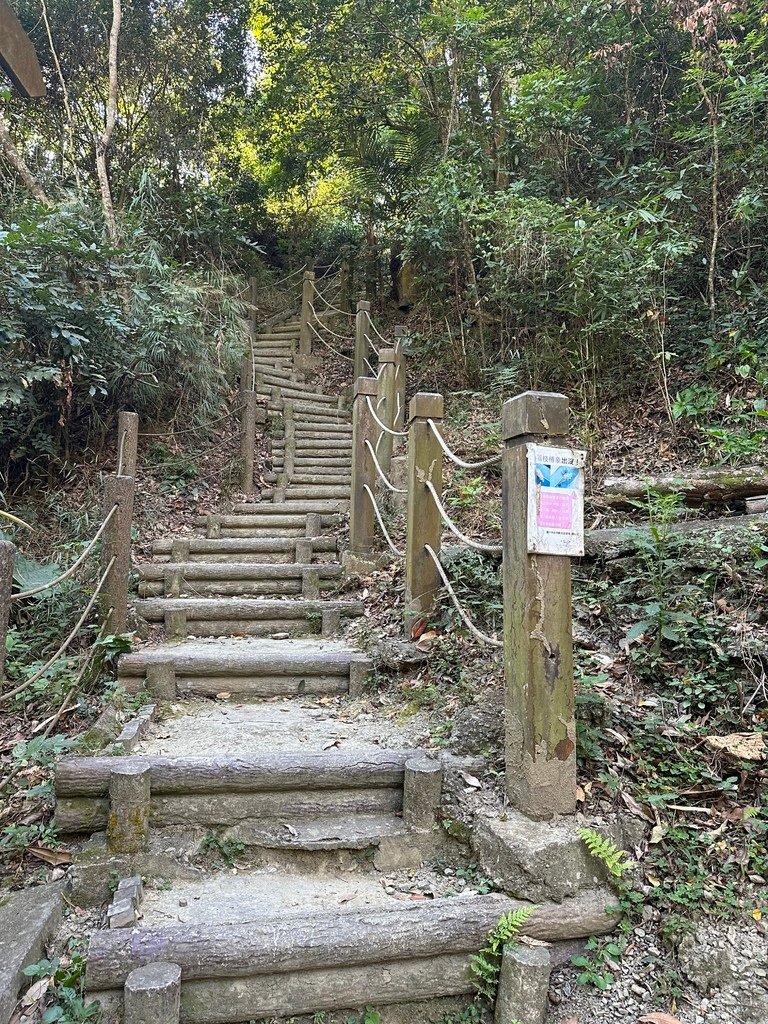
602,466,768,507
85,890,619,990
583,511,768,559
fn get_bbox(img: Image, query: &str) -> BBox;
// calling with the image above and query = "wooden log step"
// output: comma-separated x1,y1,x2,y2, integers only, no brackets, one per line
137,597,363,621
252,364,295,380
253,348,295,359
257,333,301,342
196,513,341,528
256,385,338,406
85,890,619,992
273,438,352,450
151,537,337,563
286,486,350,500
137,563,343,582
138,579,340,598
270,460,351,472
228,503,345,515
289,474,351,486
56,750,412,798
56,786,402,833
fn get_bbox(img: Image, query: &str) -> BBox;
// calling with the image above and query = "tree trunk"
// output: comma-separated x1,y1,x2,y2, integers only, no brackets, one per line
602,465,768,506
0,110,49,203
95,0,121,240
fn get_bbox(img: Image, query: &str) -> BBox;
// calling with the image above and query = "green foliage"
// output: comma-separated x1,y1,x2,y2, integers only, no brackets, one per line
22,942,97,1024
199,832,245,866
470,906,536,1003
572,935,627,992
577,828,635,878
0,195,246,481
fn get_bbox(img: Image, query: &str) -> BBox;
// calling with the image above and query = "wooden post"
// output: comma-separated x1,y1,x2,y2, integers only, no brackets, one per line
355,300,372,383
102,475,135,634
117,412,139,478
339,259,352,313
0,540,14,693
375,348,396,479
349,377,378,557
393,327,407,433
501,391,576,818
299,270,315,357
240,353,257,495
404,393,444,632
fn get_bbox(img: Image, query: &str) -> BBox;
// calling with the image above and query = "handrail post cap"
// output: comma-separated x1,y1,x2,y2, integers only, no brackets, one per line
409,392,444,420
303,270,315,280
502,391,569,441
378,348,396,363
354,376,379,397
356,300,371,312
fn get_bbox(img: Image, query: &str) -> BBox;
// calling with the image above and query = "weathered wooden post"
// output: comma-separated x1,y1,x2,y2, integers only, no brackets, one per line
0,540,14,692
375,348,396,478
107,763,150,853
339,259,352,313
240,352,258,494
501,391,579,818
299,270,316,357
404,393,444,632
393,326,407,433
117,411,139,478
348,377,378,559
354,300,372,383
102,471,135,634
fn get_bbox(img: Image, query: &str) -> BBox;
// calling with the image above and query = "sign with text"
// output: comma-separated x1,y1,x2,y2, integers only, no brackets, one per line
526,444,586,556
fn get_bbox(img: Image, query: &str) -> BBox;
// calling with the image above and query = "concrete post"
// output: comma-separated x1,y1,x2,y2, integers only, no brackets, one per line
0,540,14,692
299,271,315,357
375,347,396,479
349,377,378,557
124,962,182,1024
502,391,576,818
393,327,407,433
107,763,150,853
102,474,135,634
404,393,444,632
354,301,371,383
403,755,443,830
494,945,551,1024
117,411,139,478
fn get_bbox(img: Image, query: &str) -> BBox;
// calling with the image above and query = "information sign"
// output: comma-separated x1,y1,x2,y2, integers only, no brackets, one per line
526,444,586,556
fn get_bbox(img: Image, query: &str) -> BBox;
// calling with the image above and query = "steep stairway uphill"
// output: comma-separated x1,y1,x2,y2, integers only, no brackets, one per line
52,316,608,1024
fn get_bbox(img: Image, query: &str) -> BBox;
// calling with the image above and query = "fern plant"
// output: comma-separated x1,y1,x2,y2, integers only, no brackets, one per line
470,905,536,1002
578,827,635,878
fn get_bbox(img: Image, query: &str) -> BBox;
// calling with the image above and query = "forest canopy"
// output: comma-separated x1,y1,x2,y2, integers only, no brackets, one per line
2,0,768,479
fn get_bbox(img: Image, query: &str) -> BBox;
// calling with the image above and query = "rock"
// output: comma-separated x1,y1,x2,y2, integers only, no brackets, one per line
471,812,609,903
373,639,429,672
450,701,503,755
0,883,63,1024
494,944,551,1024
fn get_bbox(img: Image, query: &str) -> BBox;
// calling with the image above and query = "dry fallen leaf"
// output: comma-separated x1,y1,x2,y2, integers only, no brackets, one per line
705,732,767,762
461,772,482,789
28,846,72,866
215,691,231,700
21,978,49,1008
638,1014,683,1024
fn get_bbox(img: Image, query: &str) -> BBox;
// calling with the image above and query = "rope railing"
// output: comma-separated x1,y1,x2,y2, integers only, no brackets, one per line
0,555,116,706
307,320,355,362
424,481,502,555
368,316,391,348
11,504,119,602
366,396,408,438
424,544,503,648
363,485,403,557
427,419,502,470
310,280,356,318
364,440,407,494
307,304,356,342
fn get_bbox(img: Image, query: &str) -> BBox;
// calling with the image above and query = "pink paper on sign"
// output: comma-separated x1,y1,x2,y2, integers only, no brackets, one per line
537,489,573,530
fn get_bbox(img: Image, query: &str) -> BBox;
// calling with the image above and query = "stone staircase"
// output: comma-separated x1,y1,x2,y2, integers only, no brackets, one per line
52,315,617,1024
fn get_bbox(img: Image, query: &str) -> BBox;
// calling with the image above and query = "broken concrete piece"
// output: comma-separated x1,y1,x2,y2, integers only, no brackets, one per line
494,944,551,1024
471,812,608,903
0,884,63,1024
108,898,136,929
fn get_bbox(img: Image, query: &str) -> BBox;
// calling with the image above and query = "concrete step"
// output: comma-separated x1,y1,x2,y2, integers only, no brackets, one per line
253,347,295,359
135,596,363,637
256,385,339,408
266,467,351,481
82,885,573,1023
151,537,338,563
252,363,296,381
268,406,351,423
227,502,346,516
257,333,301,342
137,561,343,598
297,421,352,433
117,638,369,698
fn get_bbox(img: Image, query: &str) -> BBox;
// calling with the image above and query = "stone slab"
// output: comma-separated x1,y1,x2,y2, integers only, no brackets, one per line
0,884,63,1024
471,812,608,903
